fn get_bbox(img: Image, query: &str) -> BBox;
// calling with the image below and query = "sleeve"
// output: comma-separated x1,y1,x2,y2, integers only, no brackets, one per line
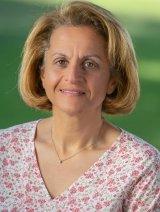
123,152,160,212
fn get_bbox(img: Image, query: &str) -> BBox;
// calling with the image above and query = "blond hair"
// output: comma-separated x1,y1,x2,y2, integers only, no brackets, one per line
19,0,140,114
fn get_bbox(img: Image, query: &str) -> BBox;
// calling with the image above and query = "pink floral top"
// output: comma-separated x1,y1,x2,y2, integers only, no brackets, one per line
0,120,160,212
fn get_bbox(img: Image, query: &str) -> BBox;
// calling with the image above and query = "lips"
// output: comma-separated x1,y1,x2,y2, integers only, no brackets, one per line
60,89,85,95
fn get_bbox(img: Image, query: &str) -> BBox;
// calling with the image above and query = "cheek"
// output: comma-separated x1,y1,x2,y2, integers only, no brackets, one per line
41,71,60,92
89,74,109,94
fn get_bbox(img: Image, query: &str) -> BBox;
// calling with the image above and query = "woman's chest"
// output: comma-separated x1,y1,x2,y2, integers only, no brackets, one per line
1,150,132,211
35,143,108,199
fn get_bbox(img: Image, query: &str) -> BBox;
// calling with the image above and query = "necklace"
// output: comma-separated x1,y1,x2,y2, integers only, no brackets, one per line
51,120,104,164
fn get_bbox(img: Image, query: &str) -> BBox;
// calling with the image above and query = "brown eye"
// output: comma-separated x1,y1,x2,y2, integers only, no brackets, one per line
55,59,68,67
83,60,98,70
58,60,67,65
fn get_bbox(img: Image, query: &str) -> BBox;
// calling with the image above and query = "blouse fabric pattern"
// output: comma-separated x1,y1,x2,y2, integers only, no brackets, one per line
0,120,160,212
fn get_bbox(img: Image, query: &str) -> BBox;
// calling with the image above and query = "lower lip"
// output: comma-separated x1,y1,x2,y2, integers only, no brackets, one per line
60,90,85,96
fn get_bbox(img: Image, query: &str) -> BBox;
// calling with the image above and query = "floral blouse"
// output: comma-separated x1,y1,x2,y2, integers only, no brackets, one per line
0,120,160,212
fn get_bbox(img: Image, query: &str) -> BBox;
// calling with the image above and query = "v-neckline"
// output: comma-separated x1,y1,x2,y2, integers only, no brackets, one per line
31,119,124,200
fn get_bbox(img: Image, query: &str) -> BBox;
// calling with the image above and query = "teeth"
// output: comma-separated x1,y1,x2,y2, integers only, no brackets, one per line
60,89,84,94
63,90,81,94
65,91,79,93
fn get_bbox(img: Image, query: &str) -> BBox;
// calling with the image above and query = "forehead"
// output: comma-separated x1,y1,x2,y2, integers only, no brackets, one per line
48,25,107,55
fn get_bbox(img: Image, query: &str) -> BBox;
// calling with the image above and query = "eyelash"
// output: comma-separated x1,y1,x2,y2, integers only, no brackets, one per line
82,60,98,70
55,59,68,67
54,58,99,70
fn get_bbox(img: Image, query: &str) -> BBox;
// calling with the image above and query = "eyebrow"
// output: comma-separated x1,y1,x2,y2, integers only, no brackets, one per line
51,53,103,61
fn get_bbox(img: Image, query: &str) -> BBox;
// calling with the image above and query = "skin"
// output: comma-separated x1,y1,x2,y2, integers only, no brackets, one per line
38,25,120,157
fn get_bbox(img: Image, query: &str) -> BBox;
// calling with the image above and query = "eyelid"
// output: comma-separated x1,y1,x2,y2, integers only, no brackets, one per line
52,57,99,69
52,58,68,68
83,59,99,67
53,56,67,62
83,55,101,62
53,57,68,65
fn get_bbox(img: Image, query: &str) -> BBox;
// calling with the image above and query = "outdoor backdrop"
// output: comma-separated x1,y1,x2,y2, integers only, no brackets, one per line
0,0,160,149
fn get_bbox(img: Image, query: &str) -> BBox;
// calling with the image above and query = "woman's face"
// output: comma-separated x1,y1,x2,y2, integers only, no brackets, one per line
41,26,115,116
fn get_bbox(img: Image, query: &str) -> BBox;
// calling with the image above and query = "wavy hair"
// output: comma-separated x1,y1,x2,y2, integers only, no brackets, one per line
19,0,140,114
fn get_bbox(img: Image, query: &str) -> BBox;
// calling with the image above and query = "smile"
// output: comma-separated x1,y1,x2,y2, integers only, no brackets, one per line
60,89,85,96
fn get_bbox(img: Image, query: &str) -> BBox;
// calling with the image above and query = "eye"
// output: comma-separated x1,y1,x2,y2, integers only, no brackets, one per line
54,58,68,67
83,60,98,70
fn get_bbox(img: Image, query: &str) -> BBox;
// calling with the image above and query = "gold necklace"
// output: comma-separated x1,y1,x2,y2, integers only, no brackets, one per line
51,118,104,164
51,120,104,164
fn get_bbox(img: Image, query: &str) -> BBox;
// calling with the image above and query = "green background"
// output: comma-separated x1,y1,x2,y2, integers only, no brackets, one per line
0,0,160,149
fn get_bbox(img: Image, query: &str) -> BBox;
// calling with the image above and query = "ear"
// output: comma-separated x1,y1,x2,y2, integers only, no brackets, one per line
40,65,45,80
39,65,46,89
106,76,117,95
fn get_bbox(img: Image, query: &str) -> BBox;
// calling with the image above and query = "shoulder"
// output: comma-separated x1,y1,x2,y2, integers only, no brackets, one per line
0,120,39,153
0,120,39,138
121,129,159,155
119,129,160,169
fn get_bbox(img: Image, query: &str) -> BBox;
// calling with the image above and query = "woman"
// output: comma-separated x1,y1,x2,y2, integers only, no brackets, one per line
0,0,160,211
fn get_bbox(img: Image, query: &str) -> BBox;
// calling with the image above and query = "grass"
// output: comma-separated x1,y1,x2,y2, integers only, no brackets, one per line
0,0,160,149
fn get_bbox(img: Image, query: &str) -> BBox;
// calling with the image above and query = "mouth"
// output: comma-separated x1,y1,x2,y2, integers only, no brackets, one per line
59,89,85,96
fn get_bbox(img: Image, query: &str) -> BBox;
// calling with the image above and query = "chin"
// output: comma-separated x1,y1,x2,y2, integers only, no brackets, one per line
57,105,85,116
53,98,86,114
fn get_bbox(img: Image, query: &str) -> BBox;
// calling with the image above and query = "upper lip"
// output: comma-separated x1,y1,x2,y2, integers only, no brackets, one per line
60,89,85,94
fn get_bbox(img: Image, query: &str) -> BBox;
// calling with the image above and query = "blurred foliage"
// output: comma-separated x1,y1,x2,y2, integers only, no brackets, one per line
0,0,160,149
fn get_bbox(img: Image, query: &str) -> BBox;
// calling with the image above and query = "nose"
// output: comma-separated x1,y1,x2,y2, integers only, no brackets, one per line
64,63,83,84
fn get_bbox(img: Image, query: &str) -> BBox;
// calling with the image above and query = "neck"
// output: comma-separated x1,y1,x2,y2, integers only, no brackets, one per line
51,108,104,156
